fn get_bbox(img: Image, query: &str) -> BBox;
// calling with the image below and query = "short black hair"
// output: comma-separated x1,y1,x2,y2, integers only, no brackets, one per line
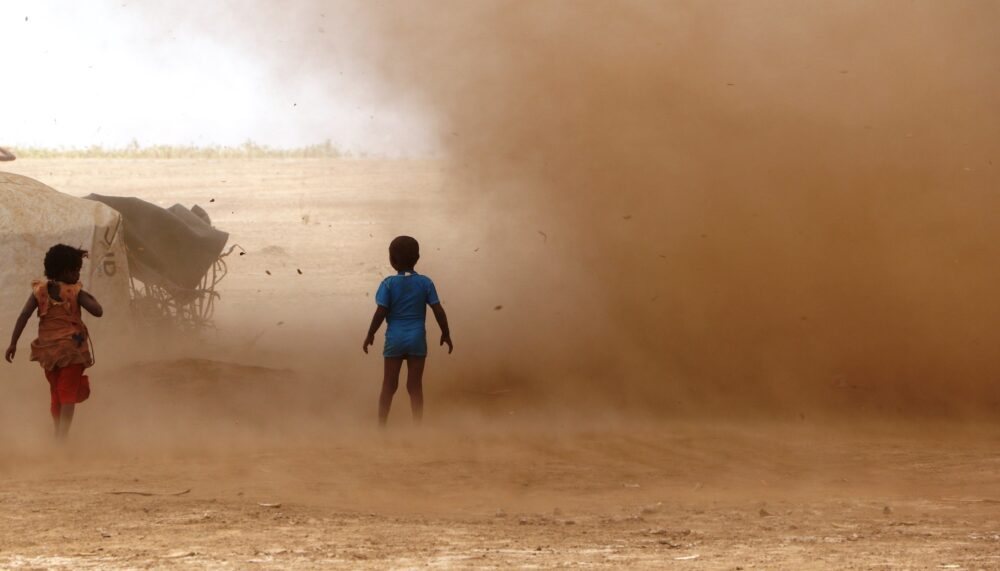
389,235,420,269
44,244,87,279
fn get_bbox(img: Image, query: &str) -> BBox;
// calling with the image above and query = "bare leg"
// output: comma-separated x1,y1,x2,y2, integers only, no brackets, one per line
379,357,404,426
51,404,61,437
405,356,426,424
49,378,61,437
57,403,75,440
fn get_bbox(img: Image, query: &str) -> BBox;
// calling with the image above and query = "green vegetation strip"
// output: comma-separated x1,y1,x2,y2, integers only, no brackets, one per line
8,140,344,159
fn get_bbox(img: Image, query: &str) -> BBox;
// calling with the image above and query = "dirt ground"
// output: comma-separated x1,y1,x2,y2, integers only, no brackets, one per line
3,420,1000,570
2,159,1000,569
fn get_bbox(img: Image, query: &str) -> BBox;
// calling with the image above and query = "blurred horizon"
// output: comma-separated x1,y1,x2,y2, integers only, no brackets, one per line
0,140,412,159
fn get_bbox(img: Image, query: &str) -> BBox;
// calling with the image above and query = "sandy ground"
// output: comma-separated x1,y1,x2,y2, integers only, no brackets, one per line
2,159,1000,569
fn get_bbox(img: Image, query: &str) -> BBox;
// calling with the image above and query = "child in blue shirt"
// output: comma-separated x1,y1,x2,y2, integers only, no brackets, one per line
363,236,452,426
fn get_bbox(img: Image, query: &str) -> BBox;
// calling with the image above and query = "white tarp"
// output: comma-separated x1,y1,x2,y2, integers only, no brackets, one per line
0,171,131,336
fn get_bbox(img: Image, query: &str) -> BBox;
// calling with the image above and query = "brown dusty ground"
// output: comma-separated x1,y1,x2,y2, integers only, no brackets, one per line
2,419,1000,570
1,159,999,569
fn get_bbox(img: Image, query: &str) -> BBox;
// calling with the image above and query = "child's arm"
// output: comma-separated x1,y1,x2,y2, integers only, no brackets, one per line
362,306,389,354
430,303,453,354
6,294,38,363
78,290,103,317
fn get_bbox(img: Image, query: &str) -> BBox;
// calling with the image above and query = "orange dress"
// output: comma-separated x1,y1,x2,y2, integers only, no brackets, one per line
30,280,93,370
29,281,92,417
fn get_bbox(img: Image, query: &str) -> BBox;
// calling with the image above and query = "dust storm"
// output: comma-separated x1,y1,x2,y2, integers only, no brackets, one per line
2,2,1000,568
163,0,1000,416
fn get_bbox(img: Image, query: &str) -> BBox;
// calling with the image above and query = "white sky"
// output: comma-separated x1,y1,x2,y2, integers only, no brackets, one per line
0,1,434,155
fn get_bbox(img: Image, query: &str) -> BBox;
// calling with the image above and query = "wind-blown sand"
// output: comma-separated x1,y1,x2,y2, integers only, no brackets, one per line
1,159,999,569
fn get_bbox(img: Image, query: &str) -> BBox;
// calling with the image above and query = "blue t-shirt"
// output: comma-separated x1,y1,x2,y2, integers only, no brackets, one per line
375,271,440,357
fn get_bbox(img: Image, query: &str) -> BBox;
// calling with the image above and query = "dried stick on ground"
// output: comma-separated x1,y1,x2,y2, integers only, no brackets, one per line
107,489,192,497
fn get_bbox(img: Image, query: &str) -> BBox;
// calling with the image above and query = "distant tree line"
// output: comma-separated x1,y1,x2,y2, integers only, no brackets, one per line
4,139,361,159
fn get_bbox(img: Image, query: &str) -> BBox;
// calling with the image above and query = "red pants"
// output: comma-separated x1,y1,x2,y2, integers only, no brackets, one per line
45,364,90,418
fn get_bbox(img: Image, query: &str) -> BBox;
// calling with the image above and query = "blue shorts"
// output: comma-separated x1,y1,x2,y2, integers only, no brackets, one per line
384,322,427,358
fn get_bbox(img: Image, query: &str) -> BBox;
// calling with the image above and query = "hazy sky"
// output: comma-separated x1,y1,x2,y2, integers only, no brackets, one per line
0,1,432,154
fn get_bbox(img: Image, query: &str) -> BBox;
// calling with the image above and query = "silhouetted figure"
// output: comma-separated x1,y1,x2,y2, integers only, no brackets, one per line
6,245,104,440
363,236,452,426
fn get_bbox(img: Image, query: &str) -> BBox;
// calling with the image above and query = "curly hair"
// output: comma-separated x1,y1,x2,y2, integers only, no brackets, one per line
44,244,88,279
389,235,420,270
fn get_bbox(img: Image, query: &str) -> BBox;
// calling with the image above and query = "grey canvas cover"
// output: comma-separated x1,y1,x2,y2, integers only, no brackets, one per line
85,194,228,292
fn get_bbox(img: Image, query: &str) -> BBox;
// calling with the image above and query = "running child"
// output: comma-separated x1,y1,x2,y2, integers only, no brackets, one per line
5,244,103,439
363,236,452,426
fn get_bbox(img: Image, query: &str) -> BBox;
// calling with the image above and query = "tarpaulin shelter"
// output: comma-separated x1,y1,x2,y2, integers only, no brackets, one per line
0,171,131,332
1,171,233,336
85,194,234,331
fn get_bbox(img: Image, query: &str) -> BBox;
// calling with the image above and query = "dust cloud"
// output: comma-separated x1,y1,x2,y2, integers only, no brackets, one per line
150,1,1000,416
15,2,1000,425
340,1,1000,417
4,8,1000,562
